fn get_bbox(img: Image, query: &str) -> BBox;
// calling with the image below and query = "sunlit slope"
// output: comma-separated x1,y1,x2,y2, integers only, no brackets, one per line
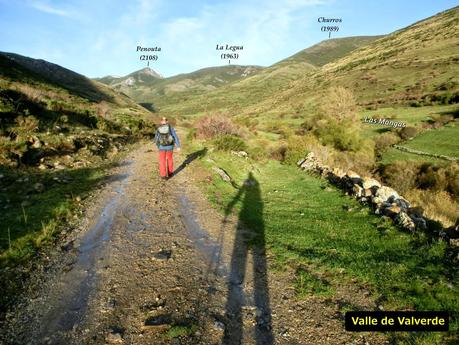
157,6,458,118
268,6,459,114
96,65,263,111
274,36,384,68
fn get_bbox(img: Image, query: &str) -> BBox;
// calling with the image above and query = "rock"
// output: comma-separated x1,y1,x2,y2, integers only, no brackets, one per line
376,186,399,203
332,168,346,178
393,198,410,211
106,332,123,344
362,178,381,189
231,150,248,158
300,160,316,171
363,188,373,197
408,206,424,218
33,182,45,193
213,321,225,331
382,205,401,218
61,240,74,252
411,216,427,231
395,212,416,232
212,167,231,182
371,196,384,206
153,249,172,260
352,184,364,197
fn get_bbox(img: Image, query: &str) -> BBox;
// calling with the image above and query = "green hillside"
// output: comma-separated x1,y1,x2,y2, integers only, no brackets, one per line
153,7,458,118
274,35,384,67
96,65,263,112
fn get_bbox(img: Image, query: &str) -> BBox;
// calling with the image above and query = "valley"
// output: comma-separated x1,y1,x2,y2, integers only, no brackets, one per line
0,3,458,345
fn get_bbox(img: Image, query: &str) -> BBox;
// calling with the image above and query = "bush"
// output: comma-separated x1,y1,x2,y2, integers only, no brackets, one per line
320,86,358,122
283,135,311,165
399,126,417,140
374,132,401,153
195,113,241,139
381,161,421,194
212,135,247,152
269,141,288,161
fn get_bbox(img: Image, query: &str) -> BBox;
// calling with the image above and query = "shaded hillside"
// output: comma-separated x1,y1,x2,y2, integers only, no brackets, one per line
0,52,155,169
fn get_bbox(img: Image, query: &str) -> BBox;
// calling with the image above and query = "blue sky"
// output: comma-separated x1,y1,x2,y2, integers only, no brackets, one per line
0,0,457,78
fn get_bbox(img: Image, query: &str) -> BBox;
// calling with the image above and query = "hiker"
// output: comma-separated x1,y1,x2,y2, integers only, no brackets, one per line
154,117,181,179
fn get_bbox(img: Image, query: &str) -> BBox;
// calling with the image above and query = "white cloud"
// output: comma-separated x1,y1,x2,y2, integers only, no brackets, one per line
151,0,330,75
29,1,72,17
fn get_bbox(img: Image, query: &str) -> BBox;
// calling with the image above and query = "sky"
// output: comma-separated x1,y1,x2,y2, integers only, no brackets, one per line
0,0,457,78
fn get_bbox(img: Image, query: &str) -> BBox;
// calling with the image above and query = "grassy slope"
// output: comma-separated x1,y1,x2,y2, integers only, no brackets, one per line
0,53,153,267
275,35,384,67
96,65,264,111
187,143,458,344
154,7,458,121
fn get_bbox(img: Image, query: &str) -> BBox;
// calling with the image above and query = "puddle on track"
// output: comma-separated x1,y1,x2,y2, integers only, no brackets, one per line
37,161,134,340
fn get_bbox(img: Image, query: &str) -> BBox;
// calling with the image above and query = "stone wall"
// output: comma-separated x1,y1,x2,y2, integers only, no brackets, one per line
393,145,458,162
297,152,448,236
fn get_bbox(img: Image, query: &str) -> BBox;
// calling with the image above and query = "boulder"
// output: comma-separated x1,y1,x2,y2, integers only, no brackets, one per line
332,167,346,178
363,188,373,197
212,167,231,182
393,198,410,211
382,205,401,218
395,212,416,232
362,178,381,189
376,186,400,203
300,161,316,171
352,184,364,197
371,196,384,206
411,216,427,231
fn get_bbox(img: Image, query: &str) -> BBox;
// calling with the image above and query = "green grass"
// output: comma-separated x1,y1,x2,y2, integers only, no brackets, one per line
359,105,459,137
190,145,458,344
164,324,197,338
379,147,447,165
0,162,119,266
402,122,459,158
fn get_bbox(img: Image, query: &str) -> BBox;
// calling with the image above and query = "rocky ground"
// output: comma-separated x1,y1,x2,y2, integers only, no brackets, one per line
0,143,388,345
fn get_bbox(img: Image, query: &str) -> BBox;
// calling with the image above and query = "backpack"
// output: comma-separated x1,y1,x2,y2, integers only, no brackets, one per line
157,124,175,146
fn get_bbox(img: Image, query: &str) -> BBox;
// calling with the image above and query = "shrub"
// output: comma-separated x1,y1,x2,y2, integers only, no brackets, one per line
195,113,241,139
374,132,401,153
320,86,358,122
269,141,288,161
381,161,421,195
405,189,458,227
212,135,247,152
283,135,311,165
399,126,417,140
305,87,363,152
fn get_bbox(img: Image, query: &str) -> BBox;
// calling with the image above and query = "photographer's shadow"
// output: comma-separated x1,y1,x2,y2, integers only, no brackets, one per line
223,172,274,345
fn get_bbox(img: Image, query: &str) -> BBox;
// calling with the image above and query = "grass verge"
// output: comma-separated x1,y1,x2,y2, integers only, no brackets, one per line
186,143,458,345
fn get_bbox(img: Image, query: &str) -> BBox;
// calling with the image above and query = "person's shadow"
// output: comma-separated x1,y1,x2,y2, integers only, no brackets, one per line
171,148,207,178
223,172,274,345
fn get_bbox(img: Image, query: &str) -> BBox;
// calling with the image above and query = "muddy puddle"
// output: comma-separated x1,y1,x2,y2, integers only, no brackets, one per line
37,161,134,341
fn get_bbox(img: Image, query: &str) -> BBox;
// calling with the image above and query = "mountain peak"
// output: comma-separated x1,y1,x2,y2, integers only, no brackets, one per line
134,67,163,79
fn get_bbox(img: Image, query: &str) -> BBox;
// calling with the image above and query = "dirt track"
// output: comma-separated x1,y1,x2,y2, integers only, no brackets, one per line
1,144,387,345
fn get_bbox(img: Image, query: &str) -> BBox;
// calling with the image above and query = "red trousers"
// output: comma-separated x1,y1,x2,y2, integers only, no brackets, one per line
159,150,173,177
